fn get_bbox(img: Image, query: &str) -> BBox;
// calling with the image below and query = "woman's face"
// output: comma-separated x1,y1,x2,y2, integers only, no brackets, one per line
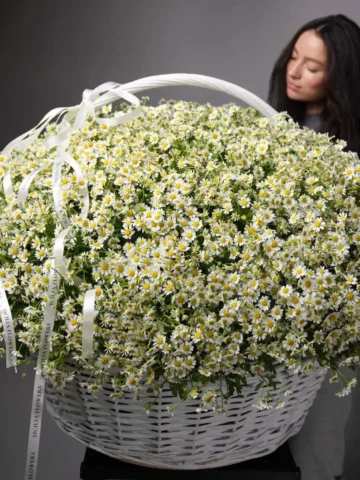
286,29,328,104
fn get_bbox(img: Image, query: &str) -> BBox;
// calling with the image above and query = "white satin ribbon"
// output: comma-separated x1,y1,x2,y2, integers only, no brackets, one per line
53,227,96,355
24,227,97,479
24,258,59,480
73,82,121,130
18,168,45,208
3,81,141,201
2,106,70,158
3,171,14,198
52,226,82,285
82,289,96,358
0,280,17,368
53,226,73,278
51,152,72,229
60,148,89,219
74,81,142,128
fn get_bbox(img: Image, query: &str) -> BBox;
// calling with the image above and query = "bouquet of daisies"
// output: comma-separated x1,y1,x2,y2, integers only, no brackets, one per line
1,91,359,412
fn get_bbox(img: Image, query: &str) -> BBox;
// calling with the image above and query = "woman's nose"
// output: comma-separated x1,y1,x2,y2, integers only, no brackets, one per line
288,62,302,78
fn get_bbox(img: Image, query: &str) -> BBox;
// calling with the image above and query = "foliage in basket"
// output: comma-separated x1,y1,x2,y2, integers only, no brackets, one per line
0,97,359,413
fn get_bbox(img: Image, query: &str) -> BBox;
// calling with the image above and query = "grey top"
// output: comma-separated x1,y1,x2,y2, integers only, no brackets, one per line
300,113,322,133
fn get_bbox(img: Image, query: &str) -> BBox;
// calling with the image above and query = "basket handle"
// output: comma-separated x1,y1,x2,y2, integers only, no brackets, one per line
1,74,277,157
93,73,278,119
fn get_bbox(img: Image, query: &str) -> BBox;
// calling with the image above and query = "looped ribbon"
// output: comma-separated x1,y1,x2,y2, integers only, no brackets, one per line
0,81,143,480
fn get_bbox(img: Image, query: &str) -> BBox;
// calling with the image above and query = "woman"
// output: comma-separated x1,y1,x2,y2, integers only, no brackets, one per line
268,13,360,155
267,14,360,480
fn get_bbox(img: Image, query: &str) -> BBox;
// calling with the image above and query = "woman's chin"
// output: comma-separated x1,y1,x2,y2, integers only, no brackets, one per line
286,87,303,101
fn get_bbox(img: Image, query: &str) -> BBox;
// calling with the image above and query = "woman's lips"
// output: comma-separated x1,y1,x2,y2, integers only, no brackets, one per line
287,80,301,91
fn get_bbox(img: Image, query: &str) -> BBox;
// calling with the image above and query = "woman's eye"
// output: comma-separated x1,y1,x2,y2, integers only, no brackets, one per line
308,68,318,73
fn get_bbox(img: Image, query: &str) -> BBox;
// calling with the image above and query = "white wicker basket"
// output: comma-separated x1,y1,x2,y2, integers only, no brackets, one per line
45,363,325,469
44,74,326,469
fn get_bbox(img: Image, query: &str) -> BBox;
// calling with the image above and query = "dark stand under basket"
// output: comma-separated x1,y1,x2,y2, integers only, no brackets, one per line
80,441,301,479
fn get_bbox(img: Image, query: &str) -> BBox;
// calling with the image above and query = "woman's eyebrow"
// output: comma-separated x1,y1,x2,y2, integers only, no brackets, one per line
293,47,324,66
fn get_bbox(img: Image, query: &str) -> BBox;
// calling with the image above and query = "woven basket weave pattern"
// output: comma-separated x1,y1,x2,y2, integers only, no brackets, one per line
45,365,325,469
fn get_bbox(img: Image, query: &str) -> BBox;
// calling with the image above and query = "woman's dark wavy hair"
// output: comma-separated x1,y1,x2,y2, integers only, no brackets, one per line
267,14,360,155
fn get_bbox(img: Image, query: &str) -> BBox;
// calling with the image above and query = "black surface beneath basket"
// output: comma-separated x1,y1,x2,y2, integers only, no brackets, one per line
80,441,301,479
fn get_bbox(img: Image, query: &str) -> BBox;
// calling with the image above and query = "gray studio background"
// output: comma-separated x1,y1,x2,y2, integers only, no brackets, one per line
1,1,360,479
